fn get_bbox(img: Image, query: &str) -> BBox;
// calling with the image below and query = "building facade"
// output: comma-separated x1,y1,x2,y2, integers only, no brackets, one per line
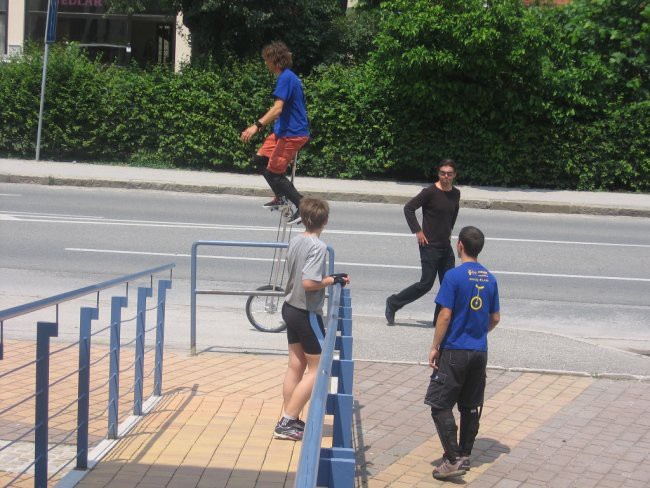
3,0,190,70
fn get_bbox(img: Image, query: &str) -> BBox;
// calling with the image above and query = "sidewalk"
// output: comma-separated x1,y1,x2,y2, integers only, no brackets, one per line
3,341,648,488
2,157,650,487
2,158,650,217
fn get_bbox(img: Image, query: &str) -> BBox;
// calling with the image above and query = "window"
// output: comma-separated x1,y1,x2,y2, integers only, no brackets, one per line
26,0,175,66
0,0,7,56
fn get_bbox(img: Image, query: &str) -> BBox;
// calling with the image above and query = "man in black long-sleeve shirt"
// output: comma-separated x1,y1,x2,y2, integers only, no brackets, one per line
385,159,460,326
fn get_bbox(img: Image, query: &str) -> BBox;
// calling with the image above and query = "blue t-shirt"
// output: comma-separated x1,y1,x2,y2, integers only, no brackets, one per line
272,69,310,138
435,262,500,352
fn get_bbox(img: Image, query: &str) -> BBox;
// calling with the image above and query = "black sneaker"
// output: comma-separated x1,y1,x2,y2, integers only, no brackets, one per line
274,418,303,441
385,298,395,325
459,456,470,471
294,419,305,431
263,196,286,208
287,210,302,225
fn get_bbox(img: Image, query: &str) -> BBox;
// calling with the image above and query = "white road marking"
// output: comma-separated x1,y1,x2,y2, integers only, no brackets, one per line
65,247,650,282
4,211,650,248
0,193,21,197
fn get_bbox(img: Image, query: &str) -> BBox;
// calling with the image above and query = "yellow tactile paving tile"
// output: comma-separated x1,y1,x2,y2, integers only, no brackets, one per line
364,373,593,487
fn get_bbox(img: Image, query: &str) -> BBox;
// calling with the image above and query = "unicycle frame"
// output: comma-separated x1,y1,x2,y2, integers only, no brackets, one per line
245,156,298,332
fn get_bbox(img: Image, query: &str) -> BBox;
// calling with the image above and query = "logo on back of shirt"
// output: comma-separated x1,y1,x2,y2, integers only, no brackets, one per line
470,285,484,310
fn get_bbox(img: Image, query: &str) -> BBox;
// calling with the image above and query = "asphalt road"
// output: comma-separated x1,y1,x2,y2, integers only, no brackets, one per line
1,183,650,375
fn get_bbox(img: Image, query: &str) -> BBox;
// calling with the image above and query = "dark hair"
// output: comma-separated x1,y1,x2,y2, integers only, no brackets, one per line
438,158,456,172
458,226,485,258
299,197,329,231
262,41,293,70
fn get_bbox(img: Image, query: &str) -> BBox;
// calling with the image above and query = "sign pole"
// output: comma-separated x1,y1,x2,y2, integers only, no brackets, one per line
35,0,58,161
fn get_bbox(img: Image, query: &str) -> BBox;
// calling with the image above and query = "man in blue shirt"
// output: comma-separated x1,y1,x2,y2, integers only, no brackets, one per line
241,41,310,225
425,226,500,479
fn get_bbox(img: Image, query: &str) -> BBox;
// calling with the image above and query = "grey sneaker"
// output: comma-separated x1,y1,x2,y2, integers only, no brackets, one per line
459,456,470,471
432,458,466,479
274,418,303,441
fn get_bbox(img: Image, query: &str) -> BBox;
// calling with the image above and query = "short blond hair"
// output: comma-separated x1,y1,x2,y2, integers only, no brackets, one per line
262,41,293,70
299,197,329,232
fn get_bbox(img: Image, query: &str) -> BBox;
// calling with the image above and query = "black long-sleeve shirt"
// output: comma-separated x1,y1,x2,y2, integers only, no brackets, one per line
404,184,460,248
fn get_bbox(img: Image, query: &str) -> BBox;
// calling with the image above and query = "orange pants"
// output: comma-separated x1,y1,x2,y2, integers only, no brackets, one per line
257,134,309,174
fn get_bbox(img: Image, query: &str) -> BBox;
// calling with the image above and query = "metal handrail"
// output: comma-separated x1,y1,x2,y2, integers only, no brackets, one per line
190,240,335,356
0,263,175,322
294,284,342,488
0,265,175,486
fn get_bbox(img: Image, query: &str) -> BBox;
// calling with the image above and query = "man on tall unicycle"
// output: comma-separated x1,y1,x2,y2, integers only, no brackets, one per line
240,41,310,226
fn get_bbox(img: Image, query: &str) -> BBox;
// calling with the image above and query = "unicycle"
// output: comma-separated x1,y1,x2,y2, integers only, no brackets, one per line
245,156,298,332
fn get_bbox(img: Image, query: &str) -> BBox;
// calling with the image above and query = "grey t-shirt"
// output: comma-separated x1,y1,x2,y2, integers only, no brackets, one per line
285,234,327,314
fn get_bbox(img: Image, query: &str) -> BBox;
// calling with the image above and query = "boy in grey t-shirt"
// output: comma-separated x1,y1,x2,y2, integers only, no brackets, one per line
274,198,350,441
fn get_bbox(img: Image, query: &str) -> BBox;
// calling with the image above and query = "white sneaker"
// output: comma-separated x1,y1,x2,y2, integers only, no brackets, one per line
287,211,302,225
432,458,466,479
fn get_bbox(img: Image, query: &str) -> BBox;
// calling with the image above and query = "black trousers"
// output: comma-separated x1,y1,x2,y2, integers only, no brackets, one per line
263,169,302,208
387,244,454,322
425,349,487,461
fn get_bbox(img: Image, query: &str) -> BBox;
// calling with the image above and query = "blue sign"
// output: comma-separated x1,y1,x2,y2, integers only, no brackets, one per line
45,0,58,43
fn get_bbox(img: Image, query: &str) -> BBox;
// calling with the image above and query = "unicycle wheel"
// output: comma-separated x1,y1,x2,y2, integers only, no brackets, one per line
245,285,287,333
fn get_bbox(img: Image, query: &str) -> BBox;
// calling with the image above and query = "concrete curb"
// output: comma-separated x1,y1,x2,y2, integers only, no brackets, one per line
2,172,650,218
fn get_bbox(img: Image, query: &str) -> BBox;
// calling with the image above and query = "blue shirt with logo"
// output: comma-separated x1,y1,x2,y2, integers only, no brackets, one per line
435,261,500,352
273,69,309,138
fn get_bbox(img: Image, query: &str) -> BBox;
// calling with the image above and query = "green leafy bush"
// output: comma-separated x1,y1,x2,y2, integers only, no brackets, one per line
301,63,393,178
1,0,648,192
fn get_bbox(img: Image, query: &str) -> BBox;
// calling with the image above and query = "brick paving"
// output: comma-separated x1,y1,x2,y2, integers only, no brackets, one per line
2,341,650,487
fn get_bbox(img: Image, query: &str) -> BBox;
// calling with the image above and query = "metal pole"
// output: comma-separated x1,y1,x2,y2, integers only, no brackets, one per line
34,322,58,488
76,307,98,470
108,296,127,439
35,43,50,161
134,286,152,416
36,0,57,161
154,280,172,396
190,242,198,356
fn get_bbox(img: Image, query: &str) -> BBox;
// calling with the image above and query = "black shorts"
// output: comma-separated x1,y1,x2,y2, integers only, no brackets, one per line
424,349,487,410
282,302,324,355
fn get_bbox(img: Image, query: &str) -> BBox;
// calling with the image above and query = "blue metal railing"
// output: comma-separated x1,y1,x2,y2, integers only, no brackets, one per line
0,263,175,487
295,286,355,488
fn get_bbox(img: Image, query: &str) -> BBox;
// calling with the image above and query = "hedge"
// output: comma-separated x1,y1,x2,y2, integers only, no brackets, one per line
0,22,647,192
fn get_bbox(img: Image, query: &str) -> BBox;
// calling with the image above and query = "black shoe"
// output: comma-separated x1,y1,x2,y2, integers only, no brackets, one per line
287,210,302,225
385,298,395,325
263,196,286,208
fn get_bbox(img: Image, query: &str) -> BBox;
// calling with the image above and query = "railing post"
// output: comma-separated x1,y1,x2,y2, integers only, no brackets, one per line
76,307,98,470
134,286,152,416
108,296,127,439
35,321,58,488
190,242,198,356
334,289,354,395
317,447,355,488
154,279,172,397
326,393,354,449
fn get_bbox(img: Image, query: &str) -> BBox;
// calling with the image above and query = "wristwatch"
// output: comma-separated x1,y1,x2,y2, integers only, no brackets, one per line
254,121,264,130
